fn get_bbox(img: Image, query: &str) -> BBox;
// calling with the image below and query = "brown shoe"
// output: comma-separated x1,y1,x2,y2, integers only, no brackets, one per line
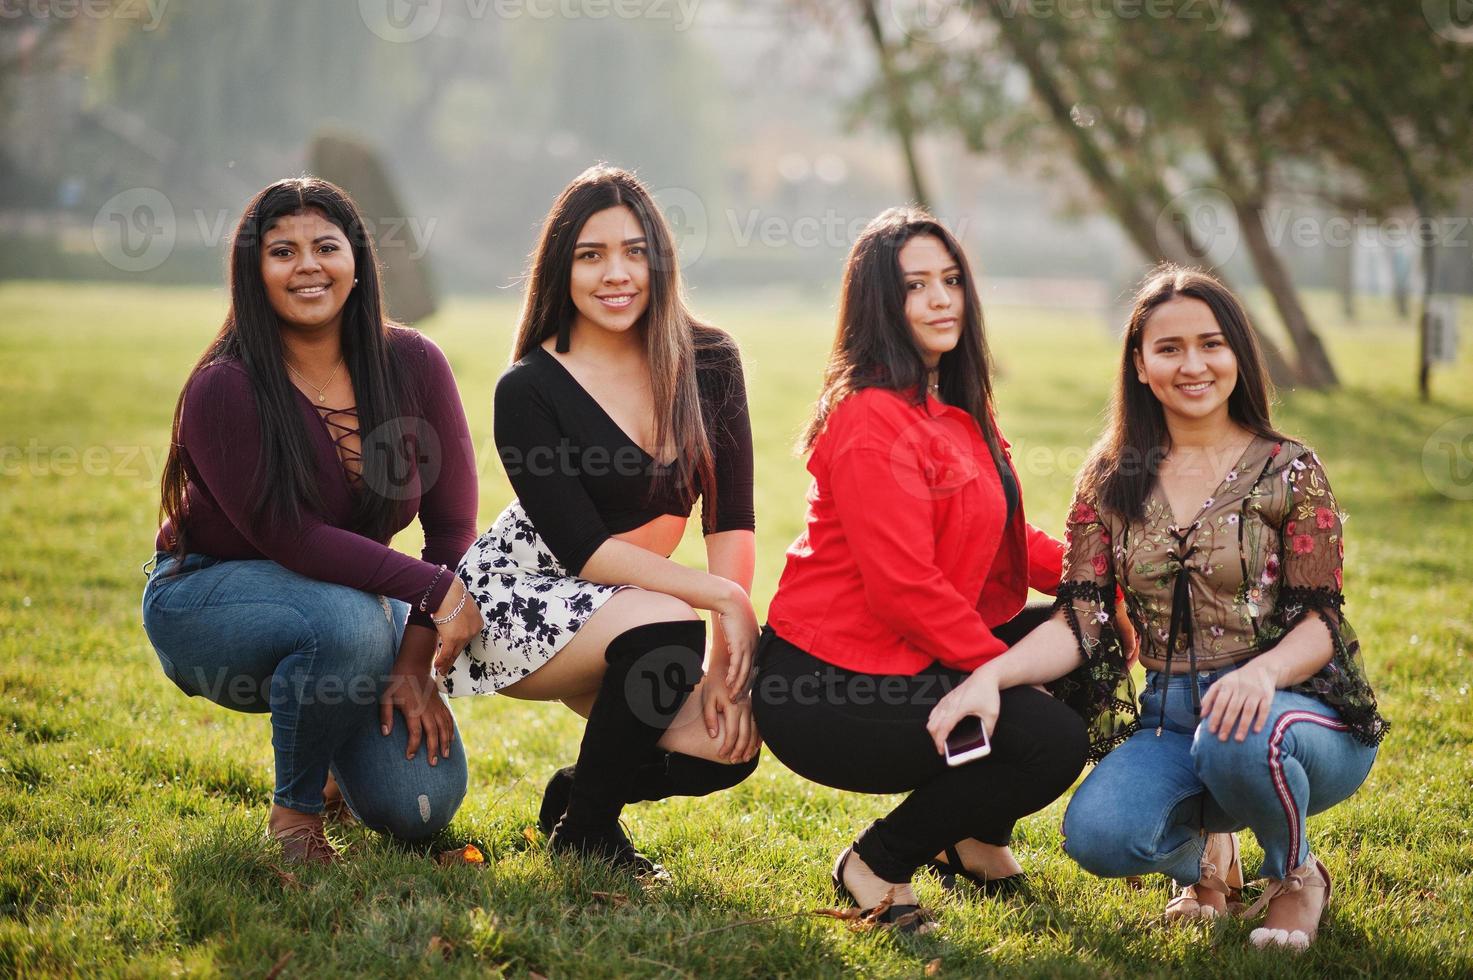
268,808,339,865
1164,832,1244,923
273,824,339,865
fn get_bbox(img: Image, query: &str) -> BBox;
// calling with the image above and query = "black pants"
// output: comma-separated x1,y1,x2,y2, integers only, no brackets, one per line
751,606,1089,883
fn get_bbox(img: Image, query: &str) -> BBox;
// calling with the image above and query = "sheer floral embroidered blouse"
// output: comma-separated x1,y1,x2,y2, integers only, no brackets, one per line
1047,436,1389,760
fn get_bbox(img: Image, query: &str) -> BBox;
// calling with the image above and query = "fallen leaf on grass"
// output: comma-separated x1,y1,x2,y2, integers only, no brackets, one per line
592,891,630,908
812,891,911,932
812,890,936,933
435,844,486,866
812,906,866,921
426,935,453,960
264,951,293,980
925,958,942,976
268,865,302,890
523,826,540,845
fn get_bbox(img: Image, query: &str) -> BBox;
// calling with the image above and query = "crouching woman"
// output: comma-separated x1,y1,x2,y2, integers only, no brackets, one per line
142,178,483,861
926,265,1387,950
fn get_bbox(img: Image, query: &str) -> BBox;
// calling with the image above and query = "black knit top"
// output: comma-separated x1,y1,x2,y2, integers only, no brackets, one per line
492,336,755,575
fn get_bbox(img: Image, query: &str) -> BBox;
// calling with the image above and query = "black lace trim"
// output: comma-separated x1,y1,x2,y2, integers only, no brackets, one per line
1270,587,1389,748
1277,585,1346,613
1049,583,1139,762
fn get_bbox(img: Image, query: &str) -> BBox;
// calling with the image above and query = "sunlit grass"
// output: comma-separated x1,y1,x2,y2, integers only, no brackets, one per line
1,281,1470,977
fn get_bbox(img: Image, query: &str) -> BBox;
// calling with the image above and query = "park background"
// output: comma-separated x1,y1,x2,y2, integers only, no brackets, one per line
2,1,1471,976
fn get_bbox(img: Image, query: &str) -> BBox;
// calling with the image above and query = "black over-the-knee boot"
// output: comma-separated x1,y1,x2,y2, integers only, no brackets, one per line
548,619,705,870
539,750,762,836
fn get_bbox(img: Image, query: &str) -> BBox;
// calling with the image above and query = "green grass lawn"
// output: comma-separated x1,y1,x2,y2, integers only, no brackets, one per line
1,281,1470,977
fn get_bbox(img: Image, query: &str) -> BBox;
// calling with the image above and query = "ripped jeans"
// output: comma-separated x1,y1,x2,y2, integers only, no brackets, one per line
141,552,466,841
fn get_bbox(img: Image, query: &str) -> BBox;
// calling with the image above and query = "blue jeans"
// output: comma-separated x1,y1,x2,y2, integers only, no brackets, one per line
1062,665,1377,883
141,552,467,841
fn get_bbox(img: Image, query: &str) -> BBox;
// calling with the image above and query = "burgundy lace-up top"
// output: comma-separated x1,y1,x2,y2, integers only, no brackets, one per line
156,328,479,629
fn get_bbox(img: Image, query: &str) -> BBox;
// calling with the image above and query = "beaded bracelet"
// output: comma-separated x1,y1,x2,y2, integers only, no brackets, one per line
431,588,468,626
418,565,447,612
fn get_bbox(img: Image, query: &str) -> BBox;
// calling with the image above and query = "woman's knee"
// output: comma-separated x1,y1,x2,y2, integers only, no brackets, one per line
1190,725,1268,789
353,753,468,842
623,590,700,625
998,688,1090,778
1061,795,1152,879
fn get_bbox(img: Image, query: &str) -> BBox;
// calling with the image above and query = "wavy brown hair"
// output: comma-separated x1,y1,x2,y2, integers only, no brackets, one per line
1077,263,1288,521
511,164,726,524
799,206,1003,466
159,177,412,553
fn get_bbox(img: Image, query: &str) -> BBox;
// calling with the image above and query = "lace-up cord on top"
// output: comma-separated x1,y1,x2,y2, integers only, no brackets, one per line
315,405,362,488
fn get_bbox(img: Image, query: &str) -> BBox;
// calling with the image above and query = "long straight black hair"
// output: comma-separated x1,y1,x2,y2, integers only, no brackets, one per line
512,163,727,523
800,206,1003,466
1077,264,1288,521
160,177,413,550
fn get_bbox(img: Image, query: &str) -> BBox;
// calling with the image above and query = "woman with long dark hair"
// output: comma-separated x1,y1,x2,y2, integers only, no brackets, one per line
751,207,1102,932
437,165,759,877
926,264,1386,950
142,177,482,862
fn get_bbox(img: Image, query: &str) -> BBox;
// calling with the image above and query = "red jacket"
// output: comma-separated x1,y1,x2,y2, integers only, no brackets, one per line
767,387,1064,675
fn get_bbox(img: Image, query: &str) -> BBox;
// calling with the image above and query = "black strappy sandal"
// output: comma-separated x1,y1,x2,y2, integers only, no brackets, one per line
923,845,1029,898
831,845,935,934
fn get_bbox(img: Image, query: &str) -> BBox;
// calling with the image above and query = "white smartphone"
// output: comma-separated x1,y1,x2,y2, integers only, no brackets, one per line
944,715,992,767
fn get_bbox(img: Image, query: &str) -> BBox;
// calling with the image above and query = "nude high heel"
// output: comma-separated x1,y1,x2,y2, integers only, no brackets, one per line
1163,832,1244,923
1244,854,1332,951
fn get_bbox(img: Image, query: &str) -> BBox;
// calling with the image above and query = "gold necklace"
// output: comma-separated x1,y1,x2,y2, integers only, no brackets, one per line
286,356,344,403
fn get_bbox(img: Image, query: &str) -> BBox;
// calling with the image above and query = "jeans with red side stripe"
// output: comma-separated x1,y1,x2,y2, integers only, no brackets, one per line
1061,665,1378,884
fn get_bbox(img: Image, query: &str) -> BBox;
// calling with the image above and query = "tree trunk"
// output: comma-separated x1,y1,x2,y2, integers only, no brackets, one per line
858,0,932,210
1279,6,1434,395
1337,228,1356,322
1389,249,1411,319
1417,213,1437,401
1234,199,1338,388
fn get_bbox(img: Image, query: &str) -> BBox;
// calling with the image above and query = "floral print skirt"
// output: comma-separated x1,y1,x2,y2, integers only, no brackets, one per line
438,500,628,697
